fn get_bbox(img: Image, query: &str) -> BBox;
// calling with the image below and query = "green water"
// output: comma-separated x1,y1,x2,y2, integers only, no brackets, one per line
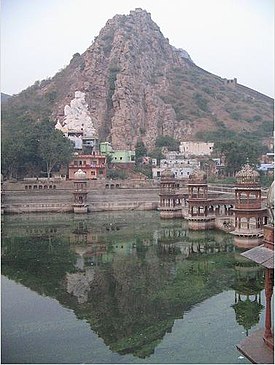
1,211,266,364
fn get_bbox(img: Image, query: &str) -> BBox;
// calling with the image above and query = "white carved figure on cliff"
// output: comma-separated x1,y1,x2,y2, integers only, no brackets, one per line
55,91,98,139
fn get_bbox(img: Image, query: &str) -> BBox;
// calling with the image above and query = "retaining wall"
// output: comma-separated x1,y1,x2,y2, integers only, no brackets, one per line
2,180,160,214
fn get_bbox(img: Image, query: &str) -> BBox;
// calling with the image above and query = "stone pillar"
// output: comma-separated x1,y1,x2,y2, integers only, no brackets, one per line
264,268,274,340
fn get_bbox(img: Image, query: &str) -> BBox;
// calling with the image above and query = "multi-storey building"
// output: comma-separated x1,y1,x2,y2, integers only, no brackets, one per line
179,141,214,157
68,153,106,180
153,157,199,180
99,142,135,167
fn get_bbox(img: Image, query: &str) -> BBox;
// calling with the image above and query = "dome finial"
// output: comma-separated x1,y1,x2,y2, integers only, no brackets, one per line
74,169,87,180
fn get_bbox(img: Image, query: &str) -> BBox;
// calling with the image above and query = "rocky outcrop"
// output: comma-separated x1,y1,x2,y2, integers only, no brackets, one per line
2,8,273,151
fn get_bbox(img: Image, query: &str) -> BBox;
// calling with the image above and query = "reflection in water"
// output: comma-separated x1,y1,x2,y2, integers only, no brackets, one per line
1,212,264,361
231,252,264,336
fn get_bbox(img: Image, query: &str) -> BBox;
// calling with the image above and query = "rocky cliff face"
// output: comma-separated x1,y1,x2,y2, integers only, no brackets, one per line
2,8,273,150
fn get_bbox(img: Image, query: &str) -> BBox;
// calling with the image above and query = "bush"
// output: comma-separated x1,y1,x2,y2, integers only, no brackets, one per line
133,165,152,178
107,169,127,180
259,174,273,188
193,93,209,112
230,111,241,120
155,135,179,151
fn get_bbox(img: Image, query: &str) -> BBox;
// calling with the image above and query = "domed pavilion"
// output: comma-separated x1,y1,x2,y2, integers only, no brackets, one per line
72,169,89,213
185,168,215,230
231,163,268,248
159,168,182,218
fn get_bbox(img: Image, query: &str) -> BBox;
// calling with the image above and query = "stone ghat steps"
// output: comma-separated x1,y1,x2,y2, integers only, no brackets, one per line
3,188,160,202
2,188,161,213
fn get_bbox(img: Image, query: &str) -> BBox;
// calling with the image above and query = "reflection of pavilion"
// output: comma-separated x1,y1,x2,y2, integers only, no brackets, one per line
231,253,264,336
157,226,234,258
232,297,264,337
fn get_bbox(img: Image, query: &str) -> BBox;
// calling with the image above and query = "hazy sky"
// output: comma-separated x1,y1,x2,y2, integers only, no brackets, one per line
1,0,274,97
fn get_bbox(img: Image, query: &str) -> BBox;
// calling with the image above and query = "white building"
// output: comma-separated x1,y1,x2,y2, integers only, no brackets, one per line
179,142,214,157
160,158,199,169
152,166,195,180
153,156,200,180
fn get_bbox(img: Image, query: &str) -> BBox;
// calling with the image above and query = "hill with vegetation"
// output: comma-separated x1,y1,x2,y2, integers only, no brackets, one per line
1,9,273,180
2,9,273,147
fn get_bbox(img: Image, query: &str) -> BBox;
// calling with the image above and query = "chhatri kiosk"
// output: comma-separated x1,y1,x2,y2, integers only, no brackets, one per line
72,169,89,213
231,163,268,248
185,168,215,230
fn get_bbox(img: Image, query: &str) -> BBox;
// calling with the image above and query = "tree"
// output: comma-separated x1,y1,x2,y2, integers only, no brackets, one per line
1,118,41,179
214,140,261,176
1,139,23,179
135,140,147,163
1,118,74,180
148,148,165,165
106,153,113,168
155,135,179,151
38,130,74,179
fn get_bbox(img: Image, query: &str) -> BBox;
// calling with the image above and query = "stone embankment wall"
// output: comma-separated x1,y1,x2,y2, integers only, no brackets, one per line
2,179,160,214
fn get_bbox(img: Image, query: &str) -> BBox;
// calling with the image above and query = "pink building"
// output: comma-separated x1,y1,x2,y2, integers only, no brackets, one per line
68,153,106,180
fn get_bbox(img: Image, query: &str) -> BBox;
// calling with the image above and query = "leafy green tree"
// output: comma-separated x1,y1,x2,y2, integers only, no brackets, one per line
214,140,261,176
38,129,74,179
148,148,165,165
1,118,42,179
1,118,74,180
106,153,113,168
155,135,179,151
135,140,147,163
1,139,23,179
106,169,127,179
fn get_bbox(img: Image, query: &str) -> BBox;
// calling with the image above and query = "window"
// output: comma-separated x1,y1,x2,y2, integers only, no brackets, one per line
74,160,78,166
120,157,123,160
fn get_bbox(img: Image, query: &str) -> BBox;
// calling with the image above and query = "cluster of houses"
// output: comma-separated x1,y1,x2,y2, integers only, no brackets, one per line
55,91,274,181
67,138,274,182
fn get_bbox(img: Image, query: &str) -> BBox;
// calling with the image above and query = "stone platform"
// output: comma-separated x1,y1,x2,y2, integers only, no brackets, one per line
237,329,274,364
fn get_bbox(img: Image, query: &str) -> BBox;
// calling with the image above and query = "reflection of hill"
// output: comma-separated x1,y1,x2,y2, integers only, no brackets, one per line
1,212,257,359
2,236,76,298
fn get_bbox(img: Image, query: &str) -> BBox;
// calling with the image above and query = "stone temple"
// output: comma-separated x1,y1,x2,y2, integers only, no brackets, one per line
55,91,98,151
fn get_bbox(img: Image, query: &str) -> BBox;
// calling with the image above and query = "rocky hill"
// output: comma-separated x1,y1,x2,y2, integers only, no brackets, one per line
2,8,273,150
1,93,11,103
